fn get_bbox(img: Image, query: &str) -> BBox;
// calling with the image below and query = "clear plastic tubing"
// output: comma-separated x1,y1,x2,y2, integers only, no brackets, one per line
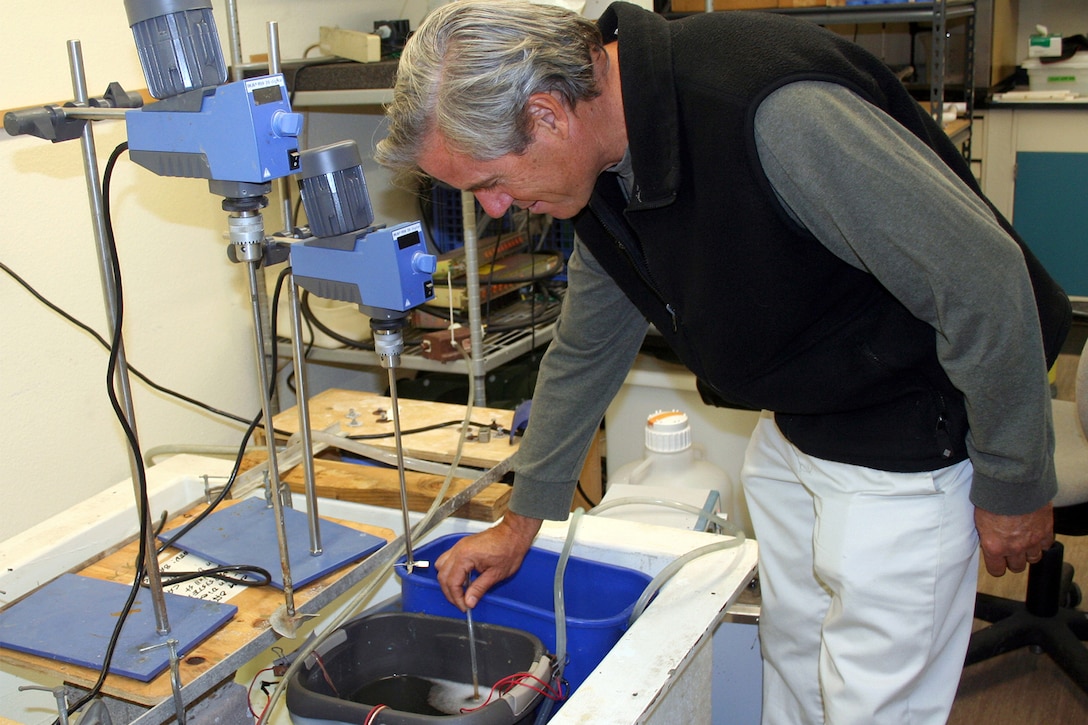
629,538,745,626
590,496,738,534
553,506,584,681
586,497,747,626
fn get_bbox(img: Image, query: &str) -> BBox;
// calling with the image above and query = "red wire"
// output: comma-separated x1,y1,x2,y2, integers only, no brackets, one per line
363,704,387,725
312,652,340,697
246,667,278,718
458,671,565,713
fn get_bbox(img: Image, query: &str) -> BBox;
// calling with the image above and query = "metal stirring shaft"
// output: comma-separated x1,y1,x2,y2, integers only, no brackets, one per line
386,364,418,570
467,607,481,701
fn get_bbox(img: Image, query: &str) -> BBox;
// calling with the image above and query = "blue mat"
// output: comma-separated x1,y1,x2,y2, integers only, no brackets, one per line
0,573,236,681
158,496,387,589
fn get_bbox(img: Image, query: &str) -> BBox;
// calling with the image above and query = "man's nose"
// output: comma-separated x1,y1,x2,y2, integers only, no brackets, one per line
474,189,513,218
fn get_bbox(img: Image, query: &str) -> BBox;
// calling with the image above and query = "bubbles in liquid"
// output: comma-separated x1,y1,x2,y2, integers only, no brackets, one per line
350,675,484,716
427,677,484,713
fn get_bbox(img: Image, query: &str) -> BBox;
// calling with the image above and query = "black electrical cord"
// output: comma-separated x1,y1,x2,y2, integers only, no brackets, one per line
58,146,293,720
154,564,273,589
60,140,147,721
576,481,599,509
0,260,267,429
156,265,295,554
345,418,504,440
285,58,354,105
300,289,375,349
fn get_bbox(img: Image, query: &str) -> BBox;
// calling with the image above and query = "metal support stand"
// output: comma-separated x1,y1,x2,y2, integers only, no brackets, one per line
229,210,296,621
371,318,423,571
139,640,186,725
67,38,170,635
929,0,948,125
268,21,296,235
460,190,488,406
287,274,323,555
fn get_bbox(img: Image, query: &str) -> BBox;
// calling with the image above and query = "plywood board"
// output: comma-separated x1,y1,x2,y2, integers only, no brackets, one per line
240,451,511,522
0,499,393,706
271,389,521,469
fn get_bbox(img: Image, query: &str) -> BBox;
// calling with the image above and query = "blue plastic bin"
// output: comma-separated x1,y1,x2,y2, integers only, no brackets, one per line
397,533,652,694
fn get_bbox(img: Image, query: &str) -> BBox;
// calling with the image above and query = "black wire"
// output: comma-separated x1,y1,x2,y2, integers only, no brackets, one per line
61,141,146,720
156,266,295,554
154,412,264,554
153,565,273,589
58,147,292,720
0,260,262,428
286,58,354,105
345,418,503,440
576,481,599,508
300,289,375,349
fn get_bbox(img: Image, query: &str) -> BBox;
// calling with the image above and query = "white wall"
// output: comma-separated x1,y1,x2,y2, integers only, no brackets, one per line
0,1,429,542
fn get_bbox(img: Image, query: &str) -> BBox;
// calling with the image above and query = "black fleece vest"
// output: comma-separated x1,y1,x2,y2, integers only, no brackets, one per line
576,7,1070,472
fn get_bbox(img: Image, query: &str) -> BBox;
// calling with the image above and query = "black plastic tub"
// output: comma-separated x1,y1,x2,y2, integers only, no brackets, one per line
286,612,553,725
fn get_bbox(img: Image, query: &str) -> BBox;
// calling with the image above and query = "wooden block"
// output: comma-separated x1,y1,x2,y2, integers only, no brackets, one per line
572,429,604,511
240,452,511,522
319,26,381,63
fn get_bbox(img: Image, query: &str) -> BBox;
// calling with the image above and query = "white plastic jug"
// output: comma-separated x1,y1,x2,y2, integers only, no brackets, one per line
608,410,739,521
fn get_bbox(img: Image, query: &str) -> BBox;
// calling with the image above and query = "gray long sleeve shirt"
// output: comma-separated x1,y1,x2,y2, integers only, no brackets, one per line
509,81,1056,521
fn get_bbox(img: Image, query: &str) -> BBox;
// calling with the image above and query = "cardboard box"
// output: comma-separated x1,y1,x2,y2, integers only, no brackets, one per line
1029,34,1064,59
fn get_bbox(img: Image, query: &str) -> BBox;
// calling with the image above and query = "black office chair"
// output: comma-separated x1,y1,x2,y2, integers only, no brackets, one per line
965,341,1088,693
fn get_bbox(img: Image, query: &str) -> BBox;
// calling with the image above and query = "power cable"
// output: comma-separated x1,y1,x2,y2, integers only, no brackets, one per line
59,140,146,721
56,144,292,721
0,260,265,429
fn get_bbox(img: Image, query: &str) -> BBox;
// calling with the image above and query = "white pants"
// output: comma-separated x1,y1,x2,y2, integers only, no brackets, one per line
741,412,980,725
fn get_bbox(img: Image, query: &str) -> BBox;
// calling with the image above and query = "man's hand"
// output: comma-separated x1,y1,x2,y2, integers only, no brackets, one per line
975,503,1054,576
435,510,543,610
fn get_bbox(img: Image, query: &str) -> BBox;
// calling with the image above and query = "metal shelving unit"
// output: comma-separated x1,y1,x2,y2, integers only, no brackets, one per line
280,317,558,376
768,1,978,158
281,3,978,402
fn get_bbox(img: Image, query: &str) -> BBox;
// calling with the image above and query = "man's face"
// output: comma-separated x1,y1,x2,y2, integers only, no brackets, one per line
416,127,599,221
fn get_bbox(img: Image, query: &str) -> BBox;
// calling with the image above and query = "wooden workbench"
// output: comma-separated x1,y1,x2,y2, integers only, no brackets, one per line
264,389,602,511
0,499,394,708
268,388,524,468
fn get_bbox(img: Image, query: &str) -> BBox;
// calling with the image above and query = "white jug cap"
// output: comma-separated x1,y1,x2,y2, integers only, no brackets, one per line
645,410,691,452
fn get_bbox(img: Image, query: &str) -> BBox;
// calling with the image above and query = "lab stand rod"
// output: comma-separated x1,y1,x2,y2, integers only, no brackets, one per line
225,0,245,83
243,251,296,618
61,107,129,121
218,9,280,419
68,38,171,635
460,189,488,405
267,21,295,234
287,275,323,555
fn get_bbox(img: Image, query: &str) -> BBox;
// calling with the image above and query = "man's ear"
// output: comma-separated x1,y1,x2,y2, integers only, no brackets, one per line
526,91,570,138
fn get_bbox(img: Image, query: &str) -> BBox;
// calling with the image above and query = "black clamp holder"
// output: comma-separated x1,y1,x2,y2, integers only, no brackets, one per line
3,82,143,142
